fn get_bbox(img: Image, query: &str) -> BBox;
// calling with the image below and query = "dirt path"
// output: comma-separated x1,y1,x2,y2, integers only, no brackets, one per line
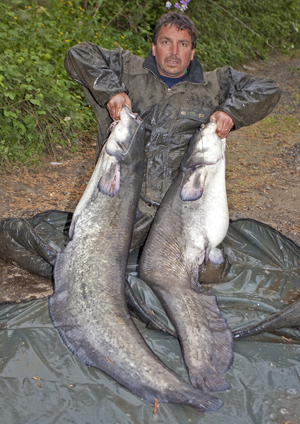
226,53,300,245
0,52,299,247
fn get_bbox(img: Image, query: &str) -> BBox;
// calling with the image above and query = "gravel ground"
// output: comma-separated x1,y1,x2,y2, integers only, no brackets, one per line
226,53,300,246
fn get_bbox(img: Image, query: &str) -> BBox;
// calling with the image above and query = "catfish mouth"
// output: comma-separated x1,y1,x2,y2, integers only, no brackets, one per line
183,157,219,172
182,162,203,173
123,106,143,125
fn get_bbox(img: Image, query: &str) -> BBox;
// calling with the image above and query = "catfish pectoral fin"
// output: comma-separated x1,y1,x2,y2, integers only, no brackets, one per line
180,168,206,201
98,157,120,197
180,176,203,201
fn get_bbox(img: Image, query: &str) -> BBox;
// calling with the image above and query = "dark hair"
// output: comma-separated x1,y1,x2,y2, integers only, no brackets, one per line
152,12,197,49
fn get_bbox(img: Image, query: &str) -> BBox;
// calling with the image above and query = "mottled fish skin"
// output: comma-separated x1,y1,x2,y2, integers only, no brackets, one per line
232,298,300,338
139,122,233,394
48,108,223,413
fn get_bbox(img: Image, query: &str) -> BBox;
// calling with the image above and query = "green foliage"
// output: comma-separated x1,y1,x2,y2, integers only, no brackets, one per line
189,0,300,69
0,0,300,165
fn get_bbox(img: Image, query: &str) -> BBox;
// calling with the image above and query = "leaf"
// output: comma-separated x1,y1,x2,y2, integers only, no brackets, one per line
20,84,35,91
29,99,41,106
3,110,18,119
4,92,15,100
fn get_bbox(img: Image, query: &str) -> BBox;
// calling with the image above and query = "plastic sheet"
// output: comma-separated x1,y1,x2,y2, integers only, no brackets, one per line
0,216,300,423
0,210,71,278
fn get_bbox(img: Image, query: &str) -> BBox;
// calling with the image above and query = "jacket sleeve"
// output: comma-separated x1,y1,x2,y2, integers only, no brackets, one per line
64,41,128,106
215,66,282,129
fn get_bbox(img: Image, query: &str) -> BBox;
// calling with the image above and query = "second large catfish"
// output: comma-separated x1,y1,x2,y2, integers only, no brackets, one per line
139,121,233,393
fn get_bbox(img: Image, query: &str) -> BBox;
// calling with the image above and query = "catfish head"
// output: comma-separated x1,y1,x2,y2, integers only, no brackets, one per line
180,121,226,201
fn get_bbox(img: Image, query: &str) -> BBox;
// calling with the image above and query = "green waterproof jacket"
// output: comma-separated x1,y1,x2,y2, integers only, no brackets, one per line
65,41,282,247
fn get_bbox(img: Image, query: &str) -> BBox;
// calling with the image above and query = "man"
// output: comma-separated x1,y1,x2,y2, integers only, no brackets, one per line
65,12,281,248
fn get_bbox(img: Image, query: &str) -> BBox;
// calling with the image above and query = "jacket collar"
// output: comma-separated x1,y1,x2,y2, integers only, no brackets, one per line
143,51,205,84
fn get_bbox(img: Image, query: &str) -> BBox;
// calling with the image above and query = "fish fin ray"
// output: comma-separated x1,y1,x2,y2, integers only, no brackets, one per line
199,293,234,374
202,373,231,393
180,168,206,201
142,384,223,413
52,251,70,292
172,387,224,413
98,155,120,197
211,329,234,373
49,252,73,329
190,366,231,393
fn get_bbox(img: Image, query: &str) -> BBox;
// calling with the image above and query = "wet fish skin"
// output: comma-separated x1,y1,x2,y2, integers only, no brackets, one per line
232,298,300,338
68,108,143,240
139,121,233,394
49,108,223,413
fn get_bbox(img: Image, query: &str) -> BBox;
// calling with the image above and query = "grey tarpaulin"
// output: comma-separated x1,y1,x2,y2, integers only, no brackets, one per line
0,212,300,424
0,210,72,279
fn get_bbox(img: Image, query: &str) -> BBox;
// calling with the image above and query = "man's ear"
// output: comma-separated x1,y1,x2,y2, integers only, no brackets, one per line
152,43,156,57
191,48,195,61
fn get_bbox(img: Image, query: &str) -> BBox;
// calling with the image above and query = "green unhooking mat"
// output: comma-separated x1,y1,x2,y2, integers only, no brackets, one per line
0,211,300,423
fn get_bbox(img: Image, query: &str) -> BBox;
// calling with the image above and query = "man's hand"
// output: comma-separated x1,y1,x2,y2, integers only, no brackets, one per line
107,92,132,121
210,111,234,138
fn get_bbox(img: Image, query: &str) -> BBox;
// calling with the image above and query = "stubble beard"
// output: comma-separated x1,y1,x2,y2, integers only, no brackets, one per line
159,55,185,78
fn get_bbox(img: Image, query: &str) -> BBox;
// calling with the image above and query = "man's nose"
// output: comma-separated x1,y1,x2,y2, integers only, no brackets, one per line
170,43,179,55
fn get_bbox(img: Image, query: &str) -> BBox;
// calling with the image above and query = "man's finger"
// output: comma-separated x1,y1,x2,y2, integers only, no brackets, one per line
217,121,233,137
108,103,121,121
107,92,132,121
210,111,233,138
124,98,132,111
114,105,122,121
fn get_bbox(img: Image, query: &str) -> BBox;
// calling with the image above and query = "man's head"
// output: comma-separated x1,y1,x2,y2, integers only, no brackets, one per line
152,12,197,49
152,12,197,78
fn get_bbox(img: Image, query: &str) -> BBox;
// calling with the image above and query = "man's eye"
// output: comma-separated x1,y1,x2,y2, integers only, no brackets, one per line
181,42,187,47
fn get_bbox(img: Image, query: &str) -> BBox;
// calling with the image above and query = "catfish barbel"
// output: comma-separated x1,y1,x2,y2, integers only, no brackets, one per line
48,108,223,413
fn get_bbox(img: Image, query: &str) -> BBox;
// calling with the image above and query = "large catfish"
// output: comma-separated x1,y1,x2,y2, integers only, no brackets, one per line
48,108,223,413
139,121,233,394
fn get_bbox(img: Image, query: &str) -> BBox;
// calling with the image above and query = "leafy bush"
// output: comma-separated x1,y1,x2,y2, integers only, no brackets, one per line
188,0,300,69
0,0,300,166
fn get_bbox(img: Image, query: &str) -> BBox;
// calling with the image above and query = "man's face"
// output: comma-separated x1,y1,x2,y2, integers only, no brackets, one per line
152,24,195,78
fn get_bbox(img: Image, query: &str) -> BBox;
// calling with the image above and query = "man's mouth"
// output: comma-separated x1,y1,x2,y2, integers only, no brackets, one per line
165,57,181,66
